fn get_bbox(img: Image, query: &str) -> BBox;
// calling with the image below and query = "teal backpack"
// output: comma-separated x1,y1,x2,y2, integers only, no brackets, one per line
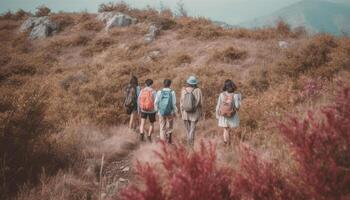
158,90,173,116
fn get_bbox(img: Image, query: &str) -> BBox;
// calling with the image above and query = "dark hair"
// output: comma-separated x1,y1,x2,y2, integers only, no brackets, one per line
223,79,237,93
186,83,197,88
164,79,172,88
129,76,138,86
145,79,153,87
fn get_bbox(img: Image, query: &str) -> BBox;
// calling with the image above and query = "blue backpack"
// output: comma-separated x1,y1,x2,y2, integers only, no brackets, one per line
158,90,173,116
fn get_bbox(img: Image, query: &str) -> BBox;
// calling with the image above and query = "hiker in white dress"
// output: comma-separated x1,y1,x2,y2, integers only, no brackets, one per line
215,79,241,145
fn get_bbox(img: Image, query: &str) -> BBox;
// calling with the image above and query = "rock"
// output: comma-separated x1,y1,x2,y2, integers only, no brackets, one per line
29,23,49,39
20,16,58,39
122,166,130,172
97,12,137,30
279,41,289,49
105,14,136,30
97,12,115,23
144,24,160,44
145,50,161,62
19,17,36,32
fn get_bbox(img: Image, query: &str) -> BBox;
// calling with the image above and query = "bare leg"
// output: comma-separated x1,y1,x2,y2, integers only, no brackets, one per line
129,112,135,129
148,123,154,136
223,127,230,144
140,118,146,134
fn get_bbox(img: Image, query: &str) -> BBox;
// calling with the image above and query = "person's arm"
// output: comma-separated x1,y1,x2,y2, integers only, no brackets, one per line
179,88,185,112
154,91,160,112
193,89,201,108
235,93,241,110
138,89,142,113
215,93,222,119
172,90,178,115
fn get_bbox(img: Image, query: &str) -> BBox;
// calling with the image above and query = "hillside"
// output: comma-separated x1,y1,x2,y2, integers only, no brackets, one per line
241,0,350,35
0,3,350,200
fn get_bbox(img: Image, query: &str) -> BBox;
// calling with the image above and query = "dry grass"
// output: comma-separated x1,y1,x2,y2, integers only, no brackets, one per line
211,46,248,64
276,34,349,78
0,7,349,199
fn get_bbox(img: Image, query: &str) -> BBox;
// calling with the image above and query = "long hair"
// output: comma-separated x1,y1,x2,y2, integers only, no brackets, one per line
129,76,138,86
223,79,237,93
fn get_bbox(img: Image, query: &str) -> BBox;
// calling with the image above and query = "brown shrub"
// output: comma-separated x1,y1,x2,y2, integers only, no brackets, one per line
177,17,223,40
50,14,75,31
0,20,18,30
0,85,67,198
174,54,192,67
160,8,174,18
249,69,270,92
148,16,177,30
277,34,339,78
81,37,115,57
35,5,51,17
227,21,304,40
0,9,29,20
98,1,130,13
211,47,248,63
276,20,292,37
80,19,104,32
48,34,91,52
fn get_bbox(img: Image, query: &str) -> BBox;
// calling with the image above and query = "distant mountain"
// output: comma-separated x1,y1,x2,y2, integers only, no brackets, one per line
240,0,350,35
213,21,237,29
326,0,350,7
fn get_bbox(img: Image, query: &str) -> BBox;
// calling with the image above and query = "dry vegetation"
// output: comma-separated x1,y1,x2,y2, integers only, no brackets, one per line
0,2,349,200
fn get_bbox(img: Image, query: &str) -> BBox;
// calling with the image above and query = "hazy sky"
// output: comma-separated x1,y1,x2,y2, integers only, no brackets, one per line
0,0,301,24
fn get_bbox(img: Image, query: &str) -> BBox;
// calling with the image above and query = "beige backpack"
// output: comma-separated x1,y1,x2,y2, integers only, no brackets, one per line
219,93,237,118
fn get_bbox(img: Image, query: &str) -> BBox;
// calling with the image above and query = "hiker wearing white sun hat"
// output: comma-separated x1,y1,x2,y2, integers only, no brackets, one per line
180,75,203,146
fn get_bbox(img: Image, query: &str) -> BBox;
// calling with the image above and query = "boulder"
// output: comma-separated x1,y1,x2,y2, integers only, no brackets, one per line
20,16,58,39
97,12,115,23
144,24,160,44
97,12,137,30
278,41,289,49
29,24,49,39
105,14,137,30
19,17,36,32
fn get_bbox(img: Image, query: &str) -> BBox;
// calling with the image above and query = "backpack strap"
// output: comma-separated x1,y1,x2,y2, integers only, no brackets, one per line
185,87,194,94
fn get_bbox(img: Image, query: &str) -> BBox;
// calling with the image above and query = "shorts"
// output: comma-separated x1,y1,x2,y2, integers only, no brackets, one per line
126,106,137,115
140,112,156,123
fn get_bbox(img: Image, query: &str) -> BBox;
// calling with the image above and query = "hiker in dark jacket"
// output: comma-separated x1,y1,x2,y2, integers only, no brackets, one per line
215,79,241,145
180,76,203,146
154,79,178,144
124,76,141,130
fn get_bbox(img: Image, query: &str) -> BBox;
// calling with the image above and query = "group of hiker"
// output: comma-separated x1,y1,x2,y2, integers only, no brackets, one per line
124,75,241,145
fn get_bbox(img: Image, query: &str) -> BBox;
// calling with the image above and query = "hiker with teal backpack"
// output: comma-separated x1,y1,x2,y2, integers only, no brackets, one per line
180,76,203,146
155,79,178,144
215,79,241,145
124,76,141,130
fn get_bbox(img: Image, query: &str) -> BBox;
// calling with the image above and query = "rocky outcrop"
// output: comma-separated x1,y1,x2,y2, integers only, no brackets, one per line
97,12,137,30
144,24,161,44
20,16,58,39
278,41,289,49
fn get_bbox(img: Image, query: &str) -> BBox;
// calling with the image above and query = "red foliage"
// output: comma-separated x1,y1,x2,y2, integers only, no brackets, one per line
121,142,233,200
230,146,303,200
279,87,350,199
121,87,350,200
121,162,165,200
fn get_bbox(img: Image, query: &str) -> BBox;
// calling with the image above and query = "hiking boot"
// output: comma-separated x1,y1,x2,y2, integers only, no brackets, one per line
147,135,152,143
140,133,145,142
